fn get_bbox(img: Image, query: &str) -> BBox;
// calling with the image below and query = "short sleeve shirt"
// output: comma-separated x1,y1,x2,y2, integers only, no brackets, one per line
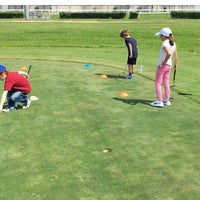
4,72,32,94
125,37,138,58
158,40,176,66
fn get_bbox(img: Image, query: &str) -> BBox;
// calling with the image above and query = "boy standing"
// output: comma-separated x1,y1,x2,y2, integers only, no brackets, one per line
0,64,32,112
120,29,138,79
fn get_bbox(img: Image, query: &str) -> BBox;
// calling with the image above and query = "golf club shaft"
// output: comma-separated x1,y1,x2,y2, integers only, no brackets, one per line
27,65,32,75
171,68,177,100
173,69,176,86
123,64,128,74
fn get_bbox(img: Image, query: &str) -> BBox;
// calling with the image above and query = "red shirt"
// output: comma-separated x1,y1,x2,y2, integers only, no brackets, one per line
4,72,32,94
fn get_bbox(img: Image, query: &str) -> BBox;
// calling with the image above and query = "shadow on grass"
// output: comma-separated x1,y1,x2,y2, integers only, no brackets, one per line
137,73,155,82
178,92,192,96
95,73,125,79
113,97,152,106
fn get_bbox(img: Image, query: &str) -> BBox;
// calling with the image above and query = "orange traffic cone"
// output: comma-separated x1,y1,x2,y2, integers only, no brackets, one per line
118,92,128,97
99,74,107,79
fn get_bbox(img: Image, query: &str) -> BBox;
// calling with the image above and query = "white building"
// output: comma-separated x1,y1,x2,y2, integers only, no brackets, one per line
0,5,200,13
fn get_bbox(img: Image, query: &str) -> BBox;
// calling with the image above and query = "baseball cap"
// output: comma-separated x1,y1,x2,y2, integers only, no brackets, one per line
156,28,172,37
0,64,6,73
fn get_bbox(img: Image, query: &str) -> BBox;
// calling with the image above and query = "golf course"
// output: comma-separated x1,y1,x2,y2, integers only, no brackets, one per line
0,13,199,200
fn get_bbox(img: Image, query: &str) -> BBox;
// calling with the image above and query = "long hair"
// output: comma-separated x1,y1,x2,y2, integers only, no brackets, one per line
169,33,175,46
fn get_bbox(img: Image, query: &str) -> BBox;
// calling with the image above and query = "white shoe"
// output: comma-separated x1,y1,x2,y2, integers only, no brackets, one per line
163,100,171,106
2,106,17,112
2,108,11,112
23,98,31,109
150,101,164,107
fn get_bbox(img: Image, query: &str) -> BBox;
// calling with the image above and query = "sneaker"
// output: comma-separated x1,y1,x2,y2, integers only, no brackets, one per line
163,100,171,106
125,74,133,79
150,101,164,107
23,98,31,109
2,106,17,112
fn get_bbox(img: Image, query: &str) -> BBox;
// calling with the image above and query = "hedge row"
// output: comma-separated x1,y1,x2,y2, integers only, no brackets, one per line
59,12,138,19
170,11,200,19
129,12,139,19
0,12,24,18
59,12,126,19
0,11,199,19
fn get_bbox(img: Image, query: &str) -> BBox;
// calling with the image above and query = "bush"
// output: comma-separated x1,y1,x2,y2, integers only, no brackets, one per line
111,12,126,19
0,12,24,18
59,12,126,19
170,11,200,19
128,12,139,19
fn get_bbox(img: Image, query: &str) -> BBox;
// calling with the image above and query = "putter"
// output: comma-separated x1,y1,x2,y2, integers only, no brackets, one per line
121,64,127,76
27,65,39,101
170,68,176,100
27,65,32,75
118,65,127,77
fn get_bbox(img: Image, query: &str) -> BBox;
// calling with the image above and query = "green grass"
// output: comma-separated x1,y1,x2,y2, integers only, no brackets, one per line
0,14,200,200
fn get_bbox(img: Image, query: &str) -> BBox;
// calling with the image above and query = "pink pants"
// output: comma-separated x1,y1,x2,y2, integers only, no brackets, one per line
155,65,171,102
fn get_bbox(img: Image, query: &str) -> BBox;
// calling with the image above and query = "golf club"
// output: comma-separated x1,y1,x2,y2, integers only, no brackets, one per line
27,65,39,101
118,64,126,77
170,68,176,100
27,65,32,75
119,64,127,77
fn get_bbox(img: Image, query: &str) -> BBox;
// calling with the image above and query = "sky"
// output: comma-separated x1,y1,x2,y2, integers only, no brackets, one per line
0,0,199,6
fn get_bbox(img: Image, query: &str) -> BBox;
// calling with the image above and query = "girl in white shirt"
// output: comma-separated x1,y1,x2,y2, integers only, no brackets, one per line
151,27,178,107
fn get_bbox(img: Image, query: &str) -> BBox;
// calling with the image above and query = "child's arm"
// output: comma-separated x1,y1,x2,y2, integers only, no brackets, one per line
173,48,178,70
128,43,133,57
0,91,8,112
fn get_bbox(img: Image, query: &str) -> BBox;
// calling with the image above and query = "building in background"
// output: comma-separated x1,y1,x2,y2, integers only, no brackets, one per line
0,5,200,13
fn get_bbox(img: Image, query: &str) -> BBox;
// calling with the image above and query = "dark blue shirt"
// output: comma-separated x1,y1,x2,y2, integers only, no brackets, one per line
125,37,138,58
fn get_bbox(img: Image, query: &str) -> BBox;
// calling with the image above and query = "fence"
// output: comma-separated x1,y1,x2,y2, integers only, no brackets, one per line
0,5,200,19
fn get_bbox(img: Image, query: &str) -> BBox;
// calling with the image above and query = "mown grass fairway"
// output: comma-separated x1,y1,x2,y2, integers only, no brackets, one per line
0,14,199,200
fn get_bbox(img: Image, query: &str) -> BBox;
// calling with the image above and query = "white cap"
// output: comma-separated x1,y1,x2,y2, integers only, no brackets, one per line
156,28,172,37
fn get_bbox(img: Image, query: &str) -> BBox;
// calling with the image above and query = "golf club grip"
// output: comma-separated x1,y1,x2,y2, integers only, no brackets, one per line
27,65,32,74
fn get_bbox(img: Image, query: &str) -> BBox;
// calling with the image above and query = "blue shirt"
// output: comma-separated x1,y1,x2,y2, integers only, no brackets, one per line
125,37,138,58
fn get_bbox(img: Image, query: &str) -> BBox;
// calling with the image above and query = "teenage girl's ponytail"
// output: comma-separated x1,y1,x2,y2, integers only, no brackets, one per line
169,33,174,46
